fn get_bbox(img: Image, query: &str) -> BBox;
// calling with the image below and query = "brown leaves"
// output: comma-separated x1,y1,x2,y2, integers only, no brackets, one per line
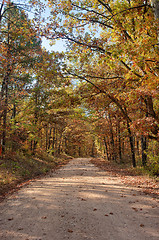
91,158,159,196
120,195,126,198
18,227,23,231
140,224,144,227
132,207,138,212
81,198,87,201
109,212,114,215
104,212,114,216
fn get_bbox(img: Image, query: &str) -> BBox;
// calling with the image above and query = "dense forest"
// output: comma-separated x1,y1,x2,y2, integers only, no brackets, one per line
0,0,159,179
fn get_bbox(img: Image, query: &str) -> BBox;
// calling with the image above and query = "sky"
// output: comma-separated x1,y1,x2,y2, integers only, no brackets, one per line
8,0,66,52
42,38,66,52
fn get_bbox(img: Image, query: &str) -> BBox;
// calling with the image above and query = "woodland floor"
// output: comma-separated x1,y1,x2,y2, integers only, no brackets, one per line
0,158,159,240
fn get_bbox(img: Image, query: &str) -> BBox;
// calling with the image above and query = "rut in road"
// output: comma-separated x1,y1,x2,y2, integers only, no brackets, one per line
0,158,159,240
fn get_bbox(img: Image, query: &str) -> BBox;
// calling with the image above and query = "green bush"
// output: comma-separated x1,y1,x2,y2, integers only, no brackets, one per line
147,155,159,176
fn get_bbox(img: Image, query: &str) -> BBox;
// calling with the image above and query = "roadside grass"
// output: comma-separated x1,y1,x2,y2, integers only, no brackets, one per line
0,151,72,201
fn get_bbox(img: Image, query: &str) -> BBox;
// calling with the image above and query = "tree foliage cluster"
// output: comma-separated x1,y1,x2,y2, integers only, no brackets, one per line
0,0,93,160
45,0,159,172
0,0,159,175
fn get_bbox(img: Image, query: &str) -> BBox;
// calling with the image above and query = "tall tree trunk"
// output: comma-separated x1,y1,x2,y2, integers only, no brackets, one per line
52,126,56,155
58,133,63,155
126,120,136,167
117,121,122,163
11,105,16,152
1,28,11,154
107,113,117,161
91,140,95,157
32,80,39,153
48,127,52,150
122,139,125,158
141,135,147,166
2,80,8,154
33,140,37,153
151,0,159,45
2,70,14,154
64,137,68,154
0,0,5,24
79,146,81,157
151,0,159,20
136,139,140,156
103,136,110,161
45,127,48,151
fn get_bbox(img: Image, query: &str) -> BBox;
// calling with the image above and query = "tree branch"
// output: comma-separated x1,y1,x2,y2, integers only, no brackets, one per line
71,3,109,20
68,13,113,29
60,33,143,78
68,70,132,122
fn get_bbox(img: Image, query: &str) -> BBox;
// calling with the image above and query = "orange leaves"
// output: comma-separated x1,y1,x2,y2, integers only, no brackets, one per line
131,117,158,136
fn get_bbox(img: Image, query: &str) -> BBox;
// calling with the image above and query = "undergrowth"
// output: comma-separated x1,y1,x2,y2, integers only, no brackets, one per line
0,151,72,200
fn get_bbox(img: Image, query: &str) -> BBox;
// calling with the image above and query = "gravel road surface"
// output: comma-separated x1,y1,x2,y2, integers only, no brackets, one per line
0,158,159,240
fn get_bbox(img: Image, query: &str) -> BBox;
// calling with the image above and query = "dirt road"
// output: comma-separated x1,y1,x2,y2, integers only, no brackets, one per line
0,158,159,240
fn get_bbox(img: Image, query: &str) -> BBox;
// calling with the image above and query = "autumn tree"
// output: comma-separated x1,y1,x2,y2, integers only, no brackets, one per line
0,1,42,154
43,0,159,167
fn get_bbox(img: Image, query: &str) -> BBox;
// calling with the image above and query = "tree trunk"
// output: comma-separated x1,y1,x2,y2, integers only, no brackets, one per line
45,127,48,151
136,139,140,156
1,11,11,154
126,120,136,167
1,71,10,155
52,126,56,155
79,146,81,157
107,113,117,161
33,140,37,153
48,127,52,150
103,136,110,161
91,140,95,157
58,132,63,155
141,135,147,166
118,121,122,163
0,0,5,24
151,0,159,45
151,0,159,20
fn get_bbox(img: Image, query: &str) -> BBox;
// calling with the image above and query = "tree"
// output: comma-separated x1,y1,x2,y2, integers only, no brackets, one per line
0,1,41,154
44,0,158,166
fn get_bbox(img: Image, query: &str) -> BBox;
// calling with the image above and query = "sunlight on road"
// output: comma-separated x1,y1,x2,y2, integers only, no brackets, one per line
0,158,159,240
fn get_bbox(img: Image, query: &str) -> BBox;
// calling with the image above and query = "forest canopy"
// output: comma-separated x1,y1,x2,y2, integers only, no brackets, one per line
0,0,159,175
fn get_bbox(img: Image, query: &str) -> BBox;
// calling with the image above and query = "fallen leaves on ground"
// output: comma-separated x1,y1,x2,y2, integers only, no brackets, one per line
91,158,159,197
140,224,145,227
68,229,73,233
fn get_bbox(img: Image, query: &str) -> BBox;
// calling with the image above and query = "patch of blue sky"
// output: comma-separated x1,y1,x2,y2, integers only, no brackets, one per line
8,0,66,52
42,38,66,52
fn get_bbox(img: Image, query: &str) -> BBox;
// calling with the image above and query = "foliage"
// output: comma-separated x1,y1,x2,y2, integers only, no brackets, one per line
0,0,159,187
44,0,159,169
146,140,159,175
0,151,72,199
